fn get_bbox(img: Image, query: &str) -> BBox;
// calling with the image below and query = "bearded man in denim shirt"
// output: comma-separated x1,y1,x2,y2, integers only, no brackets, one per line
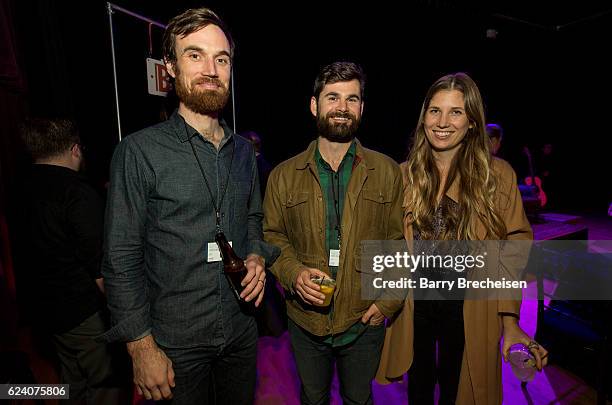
102,8,278,404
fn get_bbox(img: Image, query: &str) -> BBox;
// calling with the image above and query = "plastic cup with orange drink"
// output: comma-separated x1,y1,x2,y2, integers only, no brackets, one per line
311,276,336,307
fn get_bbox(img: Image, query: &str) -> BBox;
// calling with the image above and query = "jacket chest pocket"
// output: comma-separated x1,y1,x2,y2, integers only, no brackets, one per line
359,189,393,236
284,191,312,235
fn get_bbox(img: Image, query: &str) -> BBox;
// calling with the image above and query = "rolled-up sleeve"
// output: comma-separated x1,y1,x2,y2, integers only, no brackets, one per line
101,139,153,342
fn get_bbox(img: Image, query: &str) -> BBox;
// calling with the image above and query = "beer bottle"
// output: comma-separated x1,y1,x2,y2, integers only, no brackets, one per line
215,231,254,308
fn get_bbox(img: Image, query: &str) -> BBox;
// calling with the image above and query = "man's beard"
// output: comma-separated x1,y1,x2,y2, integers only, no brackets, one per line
174,72,229,115
316,110,360,143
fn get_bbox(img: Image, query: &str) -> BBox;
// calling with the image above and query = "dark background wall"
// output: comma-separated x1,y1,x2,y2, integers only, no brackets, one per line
1,0,611,212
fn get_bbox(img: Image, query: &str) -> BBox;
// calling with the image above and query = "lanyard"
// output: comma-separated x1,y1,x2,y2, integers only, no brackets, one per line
330,170,342,249
186,126,235,233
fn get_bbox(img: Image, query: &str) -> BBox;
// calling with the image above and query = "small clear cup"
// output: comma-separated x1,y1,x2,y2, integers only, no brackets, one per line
310,276,336,307
508,343,537,382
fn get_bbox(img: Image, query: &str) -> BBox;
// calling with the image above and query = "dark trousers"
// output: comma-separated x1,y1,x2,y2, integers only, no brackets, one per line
161,323,258,405
288,319,385,405
52,311,130,405
408,300,465,405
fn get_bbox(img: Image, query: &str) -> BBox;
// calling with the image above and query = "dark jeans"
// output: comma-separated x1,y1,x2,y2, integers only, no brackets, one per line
52,311,131,405
161,323,258,405
408,300,465,405
288,319,385,405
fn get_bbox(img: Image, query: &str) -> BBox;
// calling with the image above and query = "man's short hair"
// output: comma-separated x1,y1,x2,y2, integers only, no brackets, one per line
486,123,504,140
162,7,234,65
19,118,80,161
313,61,366,101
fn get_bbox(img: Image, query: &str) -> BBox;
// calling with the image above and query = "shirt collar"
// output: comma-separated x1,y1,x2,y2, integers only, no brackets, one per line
171,110,233,145
314,139,356,170
297,138,368,170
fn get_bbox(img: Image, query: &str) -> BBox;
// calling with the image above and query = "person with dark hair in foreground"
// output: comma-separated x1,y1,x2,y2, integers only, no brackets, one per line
102,8,278,404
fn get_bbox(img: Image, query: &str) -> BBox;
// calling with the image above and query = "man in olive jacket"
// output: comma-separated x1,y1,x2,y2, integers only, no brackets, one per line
263,62,404,405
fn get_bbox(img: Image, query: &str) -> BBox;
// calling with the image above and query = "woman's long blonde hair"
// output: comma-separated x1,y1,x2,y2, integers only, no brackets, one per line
405,73,506,240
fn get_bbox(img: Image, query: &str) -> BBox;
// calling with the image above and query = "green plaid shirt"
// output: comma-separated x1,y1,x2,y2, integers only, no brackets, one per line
315,141,367,346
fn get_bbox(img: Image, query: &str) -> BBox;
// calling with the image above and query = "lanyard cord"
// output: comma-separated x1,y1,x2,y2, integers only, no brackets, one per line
187,130,235,232
330,170,342,248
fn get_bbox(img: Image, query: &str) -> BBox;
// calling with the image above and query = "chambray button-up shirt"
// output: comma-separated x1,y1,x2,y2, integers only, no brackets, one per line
102,111,278,348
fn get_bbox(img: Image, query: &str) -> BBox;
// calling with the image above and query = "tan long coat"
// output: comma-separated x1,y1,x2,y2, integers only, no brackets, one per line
375,158,533,405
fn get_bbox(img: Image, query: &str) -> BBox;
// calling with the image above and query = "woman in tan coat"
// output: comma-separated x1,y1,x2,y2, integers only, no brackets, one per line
376,73,548,404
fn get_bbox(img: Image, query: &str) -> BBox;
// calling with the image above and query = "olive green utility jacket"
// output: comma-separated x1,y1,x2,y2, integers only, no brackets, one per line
263,139,405,336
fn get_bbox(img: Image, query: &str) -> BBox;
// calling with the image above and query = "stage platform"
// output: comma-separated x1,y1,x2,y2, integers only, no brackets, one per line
532,212,589,241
